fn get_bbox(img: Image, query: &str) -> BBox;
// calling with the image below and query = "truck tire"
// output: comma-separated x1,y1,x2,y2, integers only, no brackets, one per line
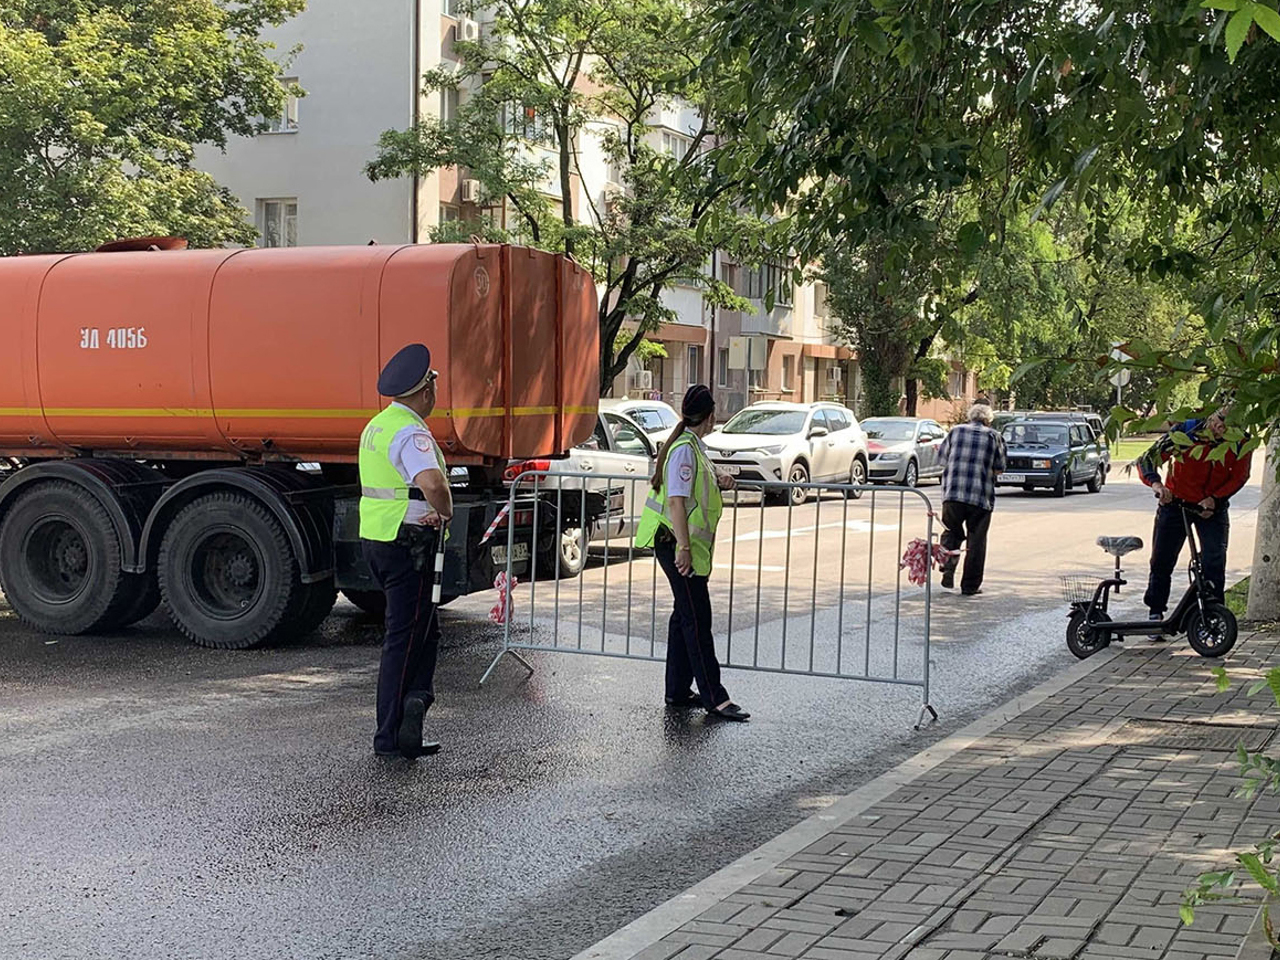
158,491,300,649
293,580,337,638
0,481,133,634
343,589,386,619
102,573,162,630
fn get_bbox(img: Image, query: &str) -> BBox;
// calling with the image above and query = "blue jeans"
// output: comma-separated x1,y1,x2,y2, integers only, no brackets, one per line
1143,503,1229,615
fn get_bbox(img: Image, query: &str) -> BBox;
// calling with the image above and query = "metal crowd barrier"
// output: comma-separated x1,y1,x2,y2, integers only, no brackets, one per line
480,470,939,729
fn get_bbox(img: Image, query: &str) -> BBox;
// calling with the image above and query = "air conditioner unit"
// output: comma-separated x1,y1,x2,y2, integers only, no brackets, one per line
629,370,653,391
461,179,483,204
459,17,481,42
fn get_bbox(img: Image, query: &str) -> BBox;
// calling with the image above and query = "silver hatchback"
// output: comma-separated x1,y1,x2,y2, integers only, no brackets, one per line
863,417,947,487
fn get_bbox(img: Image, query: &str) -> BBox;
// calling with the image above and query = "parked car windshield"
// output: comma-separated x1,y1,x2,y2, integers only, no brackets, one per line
722,410,807,436
1003,423,1069,447
862,420,916,441
625,408,670,434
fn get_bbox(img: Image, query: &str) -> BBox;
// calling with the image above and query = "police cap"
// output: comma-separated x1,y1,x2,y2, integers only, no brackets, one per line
378,343,433,398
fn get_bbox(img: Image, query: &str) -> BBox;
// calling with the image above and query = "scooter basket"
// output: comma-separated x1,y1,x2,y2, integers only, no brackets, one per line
1060,574,1102,604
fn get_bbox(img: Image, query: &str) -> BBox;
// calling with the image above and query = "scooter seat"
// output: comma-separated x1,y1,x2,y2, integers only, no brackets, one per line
1097,535,1144,557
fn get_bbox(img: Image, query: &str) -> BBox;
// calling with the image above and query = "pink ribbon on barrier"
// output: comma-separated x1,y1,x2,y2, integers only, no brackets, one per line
900,538,958,586
489,571,518,624
479,502,512,545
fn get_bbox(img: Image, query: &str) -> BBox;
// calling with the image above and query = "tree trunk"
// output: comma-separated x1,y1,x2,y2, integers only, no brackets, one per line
904,378,919,417
1247,432,1280,621
557,122,575,257
860,355,899,417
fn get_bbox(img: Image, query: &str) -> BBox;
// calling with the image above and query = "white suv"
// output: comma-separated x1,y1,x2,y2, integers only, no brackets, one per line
703,402,869,505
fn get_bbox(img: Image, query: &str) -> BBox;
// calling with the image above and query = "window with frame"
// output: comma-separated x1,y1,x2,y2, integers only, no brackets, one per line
259,199,298,247
661,131,691,161
443,0,463,15
441,86,460,122
717,347,729,387
439,204,460,223
745,260,793,306
504,103,552,144
748,368,765,391
687,345,702,384
782,355,795,392
264,77,299,133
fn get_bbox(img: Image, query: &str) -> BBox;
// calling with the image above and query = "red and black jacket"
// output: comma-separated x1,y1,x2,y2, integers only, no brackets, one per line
1138,419,1251,507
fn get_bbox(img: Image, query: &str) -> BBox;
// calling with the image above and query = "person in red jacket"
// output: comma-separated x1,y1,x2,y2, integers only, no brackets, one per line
1138,408,1251,632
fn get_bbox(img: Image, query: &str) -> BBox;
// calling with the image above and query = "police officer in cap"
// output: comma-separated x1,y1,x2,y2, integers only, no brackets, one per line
358,344,454,758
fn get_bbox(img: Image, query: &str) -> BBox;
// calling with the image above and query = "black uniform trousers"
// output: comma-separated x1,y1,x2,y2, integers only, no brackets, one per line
939,500,993,594
363,532,441,754
1143,503,1229,615
655,536,729,710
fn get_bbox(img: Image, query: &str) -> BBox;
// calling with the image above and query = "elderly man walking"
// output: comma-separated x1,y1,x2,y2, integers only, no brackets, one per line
936,403,1006,595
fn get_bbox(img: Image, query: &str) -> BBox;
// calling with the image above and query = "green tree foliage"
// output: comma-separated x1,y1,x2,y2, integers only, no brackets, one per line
0,0,304,253
367,0,768,394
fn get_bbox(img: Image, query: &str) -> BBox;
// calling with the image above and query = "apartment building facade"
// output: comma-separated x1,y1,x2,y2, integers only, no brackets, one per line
197,0,978,421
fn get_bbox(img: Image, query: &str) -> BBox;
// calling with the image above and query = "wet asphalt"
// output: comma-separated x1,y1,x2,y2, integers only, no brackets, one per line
0,474,1262,960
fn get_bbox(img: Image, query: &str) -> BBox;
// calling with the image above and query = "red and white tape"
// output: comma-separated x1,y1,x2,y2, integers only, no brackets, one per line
479,502,512,545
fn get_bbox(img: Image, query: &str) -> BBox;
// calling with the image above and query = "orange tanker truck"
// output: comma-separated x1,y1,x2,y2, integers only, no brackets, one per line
0,242,599,648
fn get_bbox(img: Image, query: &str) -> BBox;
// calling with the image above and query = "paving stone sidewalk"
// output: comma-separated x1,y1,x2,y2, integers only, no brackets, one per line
626,630,1280,960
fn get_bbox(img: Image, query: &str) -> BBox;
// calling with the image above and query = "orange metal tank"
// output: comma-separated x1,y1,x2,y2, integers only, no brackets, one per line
0,244,599,463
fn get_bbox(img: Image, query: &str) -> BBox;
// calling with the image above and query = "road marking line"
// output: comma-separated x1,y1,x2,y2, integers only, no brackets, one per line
734,519,899,542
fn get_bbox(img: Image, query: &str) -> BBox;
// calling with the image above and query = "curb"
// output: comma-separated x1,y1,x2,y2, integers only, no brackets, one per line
571,646,1122,960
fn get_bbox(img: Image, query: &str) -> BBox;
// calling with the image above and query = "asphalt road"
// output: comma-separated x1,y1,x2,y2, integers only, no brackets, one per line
0,468,1262,960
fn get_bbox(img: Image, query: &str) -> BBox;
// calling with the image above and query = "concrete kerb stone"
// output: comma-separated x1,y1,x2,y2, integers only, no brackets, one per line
570,647,1122,960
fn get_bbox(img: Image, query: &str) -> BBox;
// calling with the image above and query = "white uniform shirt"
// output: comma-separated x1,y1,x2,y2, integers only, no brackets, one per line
386,402,443,524
665,434,709,498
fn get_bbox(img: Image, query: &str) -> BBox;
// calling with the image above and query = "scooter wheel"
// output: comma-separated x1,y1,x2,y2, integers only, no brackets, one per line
1066,609,1112,659
1186,602,1238,658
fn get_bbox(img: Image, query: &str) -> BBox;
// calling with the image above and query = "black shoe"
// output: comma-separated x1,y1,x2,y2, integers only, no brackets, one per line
402,741,442,759
665,692,702,708
961,588,983,596
940,570,955,589
398,694,428,758
710,703,750,722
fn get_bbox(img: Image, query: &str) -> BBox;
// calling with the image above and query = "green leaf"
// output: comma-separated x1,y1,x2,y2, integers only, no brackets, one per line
1202,0,1242,9
1016,54,1049,105
1073,145,1101,175
1226,7,1253,61
957,221,986,257
855,20,891,56
1212,666,1231,691
1030,179,1067,223
1180,904,1196,925
1252,2,1280,39
1011,359,1049,383
1265,667,1280,707
1238,852,1279,893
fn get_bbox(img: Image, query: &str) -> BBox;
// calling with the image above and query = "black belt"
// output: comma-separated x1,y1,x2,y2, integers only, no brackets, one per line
407,489,426,501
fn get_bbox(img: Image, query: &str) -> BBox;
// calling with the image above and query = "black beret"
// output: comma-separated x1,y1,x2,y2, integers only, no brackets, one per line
377,343,433,397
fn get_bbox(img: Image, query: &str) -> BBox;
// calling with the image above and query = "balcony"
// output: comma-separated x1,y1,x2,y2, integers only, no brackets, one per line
738,299,793,339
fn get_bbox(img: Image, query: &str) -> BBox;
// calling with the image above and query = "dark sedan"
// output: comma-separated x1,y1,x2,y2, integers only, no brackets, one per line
997,419,1107,497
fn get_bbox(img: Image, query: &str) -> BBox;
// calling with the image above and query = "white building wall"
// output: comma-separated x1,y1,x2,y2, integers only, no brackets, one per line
196,0,433,246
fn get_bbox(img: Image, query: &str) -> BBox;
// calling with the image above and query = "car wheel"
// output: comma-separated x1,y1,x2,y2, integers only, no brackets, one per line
1086,466,1103,494
903,460,919,488
558,525,588,578
1052,470,1067,498
788,463,810,506
846,458,867,499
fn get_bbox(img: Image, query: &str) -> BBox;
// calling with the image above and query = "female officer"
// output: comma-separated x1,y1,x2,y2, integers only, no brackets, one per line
635,385,750,721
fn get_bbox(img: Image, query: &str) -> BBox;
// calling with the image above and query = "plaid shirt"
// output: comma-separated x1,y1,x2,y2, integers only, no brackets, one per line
938,422,1007,511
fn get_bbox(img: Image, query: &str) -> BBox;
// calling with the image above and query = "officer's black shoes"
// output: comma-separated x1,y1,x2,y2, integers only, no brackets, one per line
940,569,955,589
398,694,429,758
402,741,442,759
710,703,750,722
665,691,702,708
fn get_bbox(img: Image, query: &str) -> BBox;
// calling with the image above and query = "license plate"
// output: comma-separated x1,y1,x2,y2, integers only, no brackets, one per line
491,542,530,566
721,465,741,476
1002,473,1026,483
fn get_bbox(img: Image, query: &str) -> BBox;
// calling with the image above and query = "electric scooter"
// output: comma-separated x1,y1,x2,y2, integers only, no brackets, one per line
1062,499,1238,659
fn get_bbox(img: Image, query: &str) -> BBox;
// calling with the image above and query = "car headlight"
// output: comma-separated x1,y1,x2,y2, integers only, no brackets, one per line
755,445,784,455
1032,459,1051,469
878,452,902,462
